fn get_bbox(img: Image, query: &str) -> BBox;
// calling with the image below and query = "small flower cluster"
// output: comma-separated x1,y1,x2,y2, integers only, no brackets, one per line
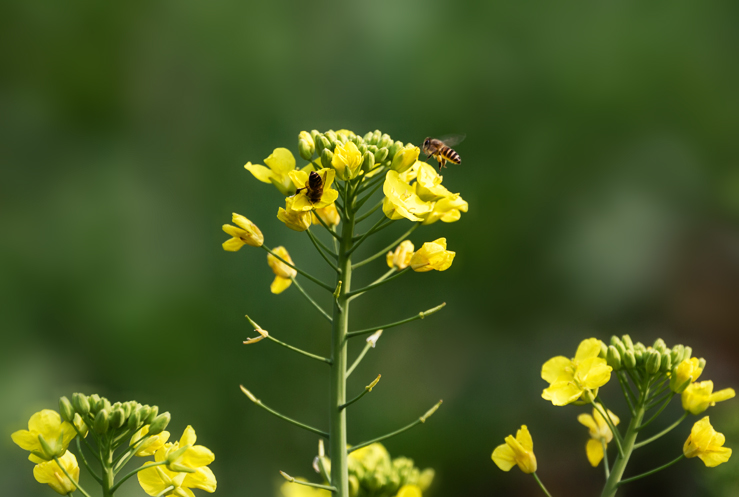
287,443,433,497
11,394,216,497
492,336,735,497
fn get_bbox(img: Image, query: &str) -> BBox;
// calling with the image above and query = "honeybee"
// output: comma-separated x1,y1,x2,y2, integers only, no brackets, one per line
422,134,465,171
295,171,326,203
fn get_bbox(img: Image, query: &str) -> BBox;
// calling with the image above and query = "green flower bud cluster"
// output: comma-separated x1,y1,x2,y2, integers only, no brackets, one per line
607,335,698,379
345,444,434,497
299,129,414,177
64,393,169,448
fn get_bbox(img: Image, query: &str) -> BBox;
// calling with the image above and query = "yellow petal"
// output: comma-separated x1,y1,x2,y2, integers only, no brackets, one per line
577,413,598,433
586,439,604,467
222,237,245,252
183,466,217,492
492,443,516,471
576,357,612,390
244,163,275,183
271,276,292,294
179,426,197,447
698,447,732,467
180,445,215,468
315,188,339,209
541,356,572,384
516,425,533,452
11,429,40,452
710,388,736,404
265,148,296,174
395,484,422,497
137,463,170,496
288,170,309,190
542,380,583,406
575,338,603,362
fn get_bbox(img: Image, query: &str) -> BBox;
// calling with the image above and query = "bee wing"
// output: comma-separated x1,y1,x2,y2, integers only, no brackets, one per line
437,133,466,147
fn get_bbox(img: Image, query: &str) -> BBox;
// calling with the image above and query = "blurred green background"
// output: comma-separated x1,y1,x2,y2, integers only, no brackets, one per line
2,0,738,496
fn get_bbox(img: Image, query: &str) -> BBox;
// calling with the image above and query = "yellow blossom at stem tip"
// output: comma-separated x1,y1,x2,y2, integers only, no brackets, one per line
683,416,732,467
267,246,297,294
578,407,619,467
541,338,612,406
682,381,735,415
410,238,455,272
245,148,299,196
492,425,537,474
130,424,171,457
33,450,79,495
287,169,339,211
278,197,312,232
222,213,264,251
670,357,703,392
331,140,363,180
382,171,432,222
11,409,77,462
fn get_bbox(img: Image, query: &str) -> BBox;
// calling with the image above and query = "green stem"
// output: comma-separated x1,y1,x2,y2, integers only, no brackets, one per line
290,277,332,322
347,303,446,338
593,397,625,456
262,245,333,291
638,393,675,431
340,375,381,410
313,211,342,240
265,333,332,364
348,217,387,254
240,385,329,438
617,454,685,487
602,439,610,479
307,230,339,268
346,334,379,377
532,472,554,497
645,390,673,411
354,177,385,210
351,223,420,269
633,412,688,449
155,486,176,497
54,456,93,497
346,267,411,298
109,461,167,494
348,400,442,453
616,372,636,416
281,471,337,492
75,437,102,484
355,200,383,223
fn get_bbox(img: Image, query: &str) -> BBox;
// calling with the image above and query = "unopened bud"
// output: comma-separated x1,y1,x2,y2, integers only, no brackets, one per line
59,397,75,423
315,135,331,156
148,412,170,436
299,140,314,161
659,352,672,373
127,409,142,430
145,406,158,424
372,130,382,145
623,349,637,369
98,398,111,413
93,409,110,435
621,334,634,351
391,144,420,173
670,344,684,365
653,338,667,353
72,393,90,415
598,341,607,359
698,357,706,370
378,133,392,148
363,131,374,143
610,336,626,358
361,151,375,173
646,350,662,374
321,148,334,169
682,346,692,361
109,408,125,429
375,147,389,163
388,140,403,158
607,345,622,370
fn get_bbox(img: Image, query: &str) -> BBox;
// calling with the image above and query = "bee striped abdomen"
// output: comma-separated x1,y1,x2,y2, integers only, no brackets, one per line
440,146,461,164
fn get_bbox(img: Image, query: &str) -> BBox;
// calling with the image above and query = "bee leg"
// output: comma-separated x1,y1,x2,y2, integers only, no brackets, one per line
437,158,446,171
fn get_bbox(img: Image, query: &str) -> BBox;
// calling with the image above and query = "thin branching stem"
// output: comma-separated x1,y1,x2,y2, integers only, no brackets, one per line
265,334,332,364
347,303,445,338
346,267,410,299
638,393,676,431
617,455,685,487
290,277,332,322
348,400,442,453
110,461,167,494
355,200,383,223
306,231,339,271
617,372,636,416
307,229,338,258
313,213,342,240
54,457,92,497
634,412,688,449
281,472,337,492
592,398,625,458
352,223,420,269
346,341,373,378
340,375,381,410
75,437,102,484
240,386,329,438
262,245,333,291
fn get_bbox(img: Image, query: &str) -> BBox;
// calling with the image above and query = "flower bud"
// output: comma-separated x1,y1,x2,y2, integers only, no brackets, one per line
598,341,607,359
58,397,75,423
88,394,100,412
148,412,171,435
321,148,334,170
621,334,634,351
653,338,667,353
388,140,403,158
659,352,672,372
99,398,111,413
378,133,393,148
372,130,382,145
315,135,331,156
607,345,622,370
298,138,315,161
127,409,142,430
361,151,375,173
93,409,109,435
145,406,159,424
623,349,637,369
324,130,338,146
646,350,662,374
137,405,151,424
109,408,125,429
698,357,706,370
363,131,374,143
610,336,626,358
671,344,685,365
71,393,90,415
391,144,420,173
375,147,389,163
683,346,692,361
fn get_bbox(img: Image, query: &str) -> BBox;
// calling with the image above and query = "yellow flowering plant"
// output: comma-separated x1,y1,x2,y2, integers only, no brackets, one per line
224,129,467,497
493,336,735,497
11,394,215,497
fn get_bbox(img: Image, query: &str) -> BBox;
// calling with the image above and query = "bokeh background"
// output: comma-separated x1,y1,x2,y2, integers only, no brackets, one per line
2,0,738,496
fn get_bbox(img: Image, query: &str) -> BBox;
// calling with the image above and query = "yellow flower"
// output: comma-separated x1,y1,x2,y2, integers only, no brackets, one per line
541,338,612,406
410,238,455,272
395,484,423,497
414,162,451,202
492,425,537,474
382,171,432,222
287,169,339,211
130,424,171,457
33,450,79,495
387,240,414,270
222,213,264,251
11,409,77,461
268,246,297,294
682,381,736,415
683,416,732,467
279,479,330,497
331,141,363,180
138,426,217,496
278,197,312,232
391,144,421,173
670,358,703,392
421,194,469,225
578,407,620,467
312,204,340,227
245,148,299,196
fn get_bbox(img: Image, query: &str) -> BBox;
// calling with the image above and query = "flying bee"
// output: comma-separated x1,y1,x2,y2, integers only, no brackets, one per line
295,170,326,203
422,134,465,171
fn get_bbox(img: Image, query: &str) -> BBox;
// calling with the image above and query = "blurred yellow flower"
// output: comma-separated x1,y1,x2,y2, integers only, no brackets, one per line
245,148,299,196
683,416,732,467
682,381,735,415
670,358,703,392
541,338,612,406
421,194,469,225
278,197,312,232
222,213,264,251
578,407,619,467
387,240,414,270
332,141,363,180
11,409,77,462
288,169,339,211
391,144,420,173
395,484,423,497
130,424,171,457
33,450,79,495
492,425,537,474
312,203,340,227
268,246,297,294
383,171,432,222
410,238,455,272
279,480,330,497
